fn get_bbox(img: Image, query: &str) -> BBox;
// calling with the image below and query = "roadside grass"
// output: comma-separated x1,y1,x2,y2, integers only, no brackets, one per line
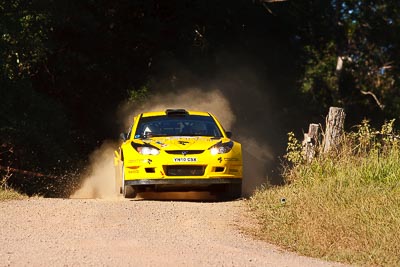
249,120,400,266
0,187,25,200
1,172,26,200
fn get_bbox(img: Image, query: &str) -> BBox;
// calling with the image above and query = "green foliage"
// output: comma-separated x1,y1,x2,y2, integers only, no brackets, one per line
284,132,303,166
350,118,398,155
350,119,377,154
127,85,150,104
0,0,51,79
294,1,400,118
301,42,339,107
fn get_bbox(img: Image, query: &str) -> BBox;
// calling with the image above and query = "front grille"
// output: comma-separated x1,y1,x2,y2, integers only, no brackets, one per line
165,150,204,155
164,165,206,176
145,168,155,173
214,167,225,172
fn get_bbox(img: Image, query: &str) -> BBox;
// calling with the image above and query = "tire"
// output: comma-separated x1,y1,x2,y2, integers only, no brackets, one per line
223,182,242,200
121,162,137,198
123,185,137,198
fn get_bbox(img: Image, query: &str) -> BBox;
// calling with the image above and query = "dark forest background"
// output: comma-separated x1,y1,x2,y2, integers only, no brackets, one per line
1,0,399,196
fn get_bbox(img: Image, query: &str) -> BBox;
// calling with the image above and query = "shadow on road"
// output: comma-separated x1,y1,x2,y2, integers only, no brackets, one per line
132,191,243,202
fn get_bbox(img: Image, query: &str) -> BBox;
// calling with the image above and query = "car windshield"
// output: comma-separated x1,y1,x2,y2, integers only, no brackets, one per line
134,115,223,138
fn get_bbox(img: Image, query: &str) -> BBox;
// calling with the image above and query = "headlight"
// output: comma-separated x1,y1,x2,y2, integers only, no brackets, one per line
131,142,160,155
137,146,160,155
209,141,234,155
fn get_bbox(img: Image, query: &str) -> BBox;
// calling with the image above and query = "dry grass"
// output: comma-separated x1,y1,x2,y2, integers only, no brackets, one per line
249,120,400,266
0,188,25,201
1,171,25,200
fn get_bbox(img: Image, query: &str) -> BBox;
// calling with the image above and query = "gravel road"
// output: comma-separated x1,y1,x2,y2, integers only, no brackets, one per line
0,197,347,267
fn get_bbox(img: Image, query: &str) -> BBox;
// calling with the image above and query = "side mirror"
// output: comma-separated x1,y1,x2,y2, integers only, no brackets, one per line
225,131,232,138
120,133,127,141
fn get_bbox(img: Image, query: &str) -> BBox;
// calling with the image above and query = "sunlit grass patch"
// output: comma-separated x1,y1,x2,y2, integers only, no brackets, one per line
249,120,400,266
0,188,25,200
1,171,26,200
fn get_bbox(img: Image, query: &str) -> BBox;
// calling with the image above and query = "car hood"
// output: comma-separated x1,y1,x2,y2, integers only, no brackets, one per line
134,136,229,150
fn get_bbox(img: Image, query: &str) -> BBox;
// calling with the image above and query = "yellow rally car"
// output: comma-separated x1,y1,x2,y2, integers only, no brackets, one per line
114,109,243,199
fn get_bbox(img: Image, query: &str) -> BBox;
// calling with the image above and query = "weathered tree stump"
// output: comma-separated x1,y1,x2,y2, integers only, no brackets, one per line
323,107,346,153
302,123,319,162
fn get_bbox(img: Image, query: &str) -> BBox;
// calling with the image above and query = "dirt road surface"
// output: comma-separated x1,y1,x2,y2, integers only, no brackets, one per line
0,197,347,267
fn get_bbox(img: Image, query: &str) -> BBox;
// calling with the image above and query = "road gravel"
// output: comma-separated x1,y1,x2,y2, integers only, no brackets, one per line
0,197,348,267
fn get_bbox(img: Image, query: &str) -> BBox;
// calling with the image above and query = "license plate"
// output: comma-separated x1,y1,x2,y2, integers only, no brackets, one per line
173,157,197,162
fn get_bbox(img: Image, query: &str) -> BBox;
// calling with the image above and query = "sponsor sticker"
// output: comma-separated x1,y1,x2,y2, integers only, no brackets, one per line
127,159,143,163
224,158,239,161
155,141,168,147
173,157,197,162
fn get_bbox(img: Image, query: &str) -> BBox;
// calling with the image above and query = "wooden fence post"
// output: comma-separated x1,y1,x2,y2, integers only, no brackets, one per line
323,107,346,153
302,123,319,162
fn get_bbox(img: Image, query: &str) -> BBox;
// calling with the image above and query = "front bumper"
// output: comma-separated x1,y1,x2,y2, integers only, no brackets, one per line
121,139,243,181
125,178,242,186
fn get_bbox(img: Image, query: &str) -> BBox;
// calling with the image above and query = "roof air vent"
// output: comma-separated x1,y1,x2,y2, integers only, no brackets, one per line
165,109,188,116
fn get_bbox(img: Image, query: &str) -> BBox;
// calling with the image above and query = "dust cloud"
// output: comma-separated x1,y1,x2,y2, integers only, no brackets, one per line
70,141,118,199
119,88,235,130
120,88,274,197
239,137,273,196
70,88,274,199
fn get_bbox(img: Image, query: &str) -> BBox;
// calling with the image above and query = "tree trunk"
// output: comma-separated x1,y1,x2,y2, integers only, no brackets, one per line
323,107,346,153
302,123,319,162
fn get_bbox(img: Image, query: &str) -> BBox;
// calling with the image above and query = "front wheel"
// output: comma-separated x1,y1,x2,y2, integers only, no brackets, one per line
123,185,137,198
121,162,137,198
223,182,242,200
